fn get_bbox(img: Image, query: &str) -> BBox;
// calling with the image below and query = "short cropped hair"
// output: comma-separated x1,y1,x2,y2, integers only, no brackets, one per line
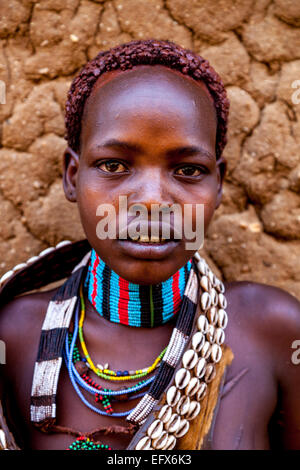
65,39,229,160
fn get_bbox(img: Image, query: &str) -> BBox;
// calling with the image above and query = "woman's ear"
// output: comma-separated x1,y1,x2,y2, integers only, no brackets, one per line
215,156,227,210
63,146,80,202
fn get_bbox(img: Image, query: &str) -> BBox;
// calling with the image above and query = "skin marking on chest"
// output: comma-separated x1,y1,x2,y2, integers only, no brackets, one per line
234,424,244,450
221,368,249,399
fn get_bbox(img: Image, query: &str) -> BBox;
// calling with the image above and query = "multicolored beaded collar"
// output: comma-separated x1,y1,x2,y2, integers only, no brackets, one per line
84,249,193,328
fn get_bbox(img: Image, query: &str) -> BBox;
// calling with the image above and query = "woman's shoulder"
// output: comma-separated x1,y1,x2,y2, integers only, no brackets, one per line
224,279,300,311
223,279,300,342
0,287,59,347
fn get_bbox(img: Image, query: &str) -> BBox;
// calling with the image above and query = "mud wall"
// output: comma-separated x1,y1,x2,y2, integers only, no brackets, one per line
0,0,299,299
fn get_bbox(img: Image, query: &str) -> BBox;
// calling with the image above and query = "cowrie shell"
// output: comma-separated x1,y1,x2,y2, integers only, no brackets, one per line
217,309,228,329
218,293,227,309
200,292,212,311
26,255,39,264
147,419,164,439
193,251,201,262
166,386,181,407
197,260,207,276
207,306,218,325
216,279,225,293
176,396,190,416
200,341,211,359
197,315,208,334
196,382,208,401
162,435,177,450
208,270,214,284
206,324,215,344
192,331,205,352
182,349,198,370
195,357,206,379
200,275,211,292
185,376,200,397
56,240,71,249
135,435,152,450
186,401,201,421
211,344,222,363
210,288,218,307
12,263,27,272
175,368,190,389
175,419,190,438
152,431,168,450
158,404,173,423
0,270,14,286
205,364,216,383
215,328,225,345
165,413,181,433
213,274,219,288
39,247,55,257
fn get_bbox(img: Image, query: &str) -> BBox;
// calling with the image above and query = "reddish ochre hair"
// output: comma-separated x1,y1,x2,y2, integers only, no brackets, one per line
65,39,230,159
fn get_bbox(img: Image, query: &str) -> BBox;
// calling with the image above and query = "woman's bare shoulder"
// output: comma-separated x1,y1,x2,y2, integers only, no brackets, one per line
0,287,59,345
224,280,300,340
224,279,300,310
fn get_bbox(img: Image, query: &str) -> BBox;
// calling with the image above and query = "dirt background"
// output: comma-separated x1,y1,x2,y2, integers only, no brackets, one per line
0,0,299,300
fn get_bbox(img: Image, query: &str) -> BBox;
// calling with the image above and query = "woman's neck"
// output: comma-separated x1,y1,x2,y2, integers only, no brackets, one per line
84,249,193,328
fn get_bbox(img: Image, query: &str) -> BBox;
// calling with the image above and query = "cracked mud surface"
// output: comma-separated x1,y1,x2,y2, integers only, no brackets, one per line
0,0,299,299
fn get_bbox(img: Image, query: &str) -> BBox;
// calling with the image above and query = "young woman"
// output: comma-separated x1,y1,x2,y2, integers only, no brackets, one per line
0,39,299,451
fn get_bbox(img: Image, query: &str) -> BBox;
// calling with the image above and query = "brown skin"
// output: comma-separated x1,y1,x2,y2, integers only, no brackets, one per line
64,65,225,284
0,65,300,450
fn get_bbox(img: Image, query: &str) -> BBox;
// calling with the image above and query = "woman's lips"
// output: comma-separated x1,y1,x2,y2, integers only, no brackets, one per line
116,239,180,260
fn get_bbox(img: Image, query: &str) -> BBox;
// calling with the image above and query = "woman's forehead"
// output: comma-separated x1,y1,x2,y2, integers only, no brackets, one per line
82,65,217,139
91,64,213,97
80,66,217,158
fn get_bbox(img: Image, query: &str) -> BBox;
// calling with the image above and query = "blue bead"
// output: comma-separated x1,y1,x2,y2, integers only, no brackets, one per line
117,371,122,376
123,370,129,375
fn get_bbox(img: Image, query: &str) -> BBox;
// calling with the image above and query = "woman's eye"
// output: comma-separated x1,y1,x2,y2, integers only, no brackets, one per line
175,166,203,177
99,160,127,173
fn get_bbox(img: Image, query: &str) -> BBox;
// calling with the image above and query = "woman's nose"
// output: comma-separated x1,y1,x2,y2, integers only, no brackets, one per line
127,167,173,212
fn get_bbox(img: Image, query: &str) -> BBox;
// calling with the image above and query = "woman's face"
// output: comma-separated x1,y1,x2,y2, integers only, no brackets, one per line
63,65,226,284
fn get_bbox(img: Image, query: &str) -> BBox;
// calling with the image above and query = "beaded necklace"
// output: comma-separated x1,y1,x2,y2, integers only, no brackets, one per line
25,241,229,451
64,302,156,421
64,257,198,450
66,279,172,427
78,284,167,381
84,249,193,328
67,436,111,451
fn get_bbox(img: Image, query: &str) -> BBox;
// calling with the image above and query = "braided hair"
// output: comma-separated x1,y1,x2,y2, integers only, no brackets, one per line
65,39,229,159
